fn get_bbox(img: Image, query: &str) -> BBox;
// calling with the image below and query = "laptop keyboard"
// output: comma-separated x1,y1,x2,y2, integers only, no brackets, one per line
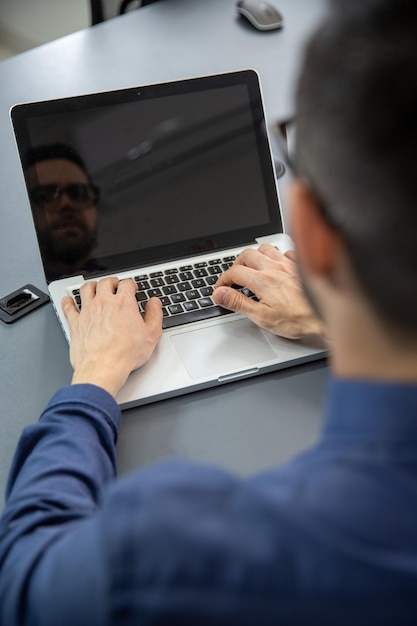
71,254,258,330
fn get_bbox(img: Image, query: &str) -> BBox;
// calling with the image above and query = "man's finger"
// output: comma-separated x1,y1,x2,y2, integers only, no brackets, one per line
143,297,164,338
61,296,79,335
284,250,297,263
95,276,119,295
79,280,98,306
214,264,260,292
258,243,287,261
116,278,137,297
212,286,258,316
233,248,271,270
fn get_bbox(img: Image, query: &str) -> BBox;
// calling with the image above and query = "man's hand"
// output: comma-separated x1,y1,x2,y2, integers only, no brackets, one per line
62,277,163,397
213,244,325,340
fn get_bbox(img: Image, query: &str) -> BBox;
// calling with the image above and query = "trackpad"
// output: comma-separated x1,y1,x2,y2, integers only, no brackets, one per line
171,318,276,380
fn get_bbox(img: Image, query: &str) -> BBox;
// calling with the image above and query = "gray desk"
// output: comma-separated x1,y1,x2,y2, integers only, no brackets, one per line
0,0,329,506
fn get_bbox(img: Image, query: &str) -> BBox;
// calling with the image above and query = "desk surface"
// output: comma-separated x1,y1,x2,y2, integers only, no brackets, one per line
0,0,329,505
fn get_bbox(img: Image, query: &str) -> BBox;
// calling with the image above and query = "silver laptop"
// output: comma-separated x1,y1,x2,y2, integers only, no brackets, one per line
11,69,326,408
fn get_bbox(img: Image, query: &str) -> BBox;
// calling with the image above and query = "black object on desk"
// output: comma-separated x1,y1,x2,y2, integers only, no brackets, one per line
0,285,50,324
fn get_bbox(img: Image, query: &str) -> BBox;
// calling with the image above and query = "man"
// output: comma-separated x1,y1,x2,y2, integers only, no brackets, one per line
24,144,101,281
1,1,417,623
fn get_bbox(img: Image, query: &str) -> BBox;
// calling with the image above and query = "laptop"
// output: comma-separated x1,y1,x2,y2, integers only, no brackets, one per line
11,69,326,408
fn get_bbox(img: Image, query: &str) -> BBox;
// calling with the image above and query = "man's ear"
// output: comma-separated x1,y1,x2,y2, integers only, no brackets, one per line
289,179,339,277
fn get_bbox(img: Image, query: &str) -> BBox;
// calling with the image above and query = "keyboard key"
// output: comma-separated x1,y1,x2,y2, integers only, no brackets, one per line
147,288,162,298
192,278,205,289
136,280,150,291
208,265,222,275
241,287,255,297
171,293,186,303
208,258,221,265
162,285,177,295
185,289,199,300
150,277,165,287
179,271,193,281
193,268,208,278
206,276,217,285
184,301,199,311
194,261,207,268
150,271,163,278
165,274,179,284
165,268,178,275
168,303,184,315
178,281,191,291
179,265,192,271
201,286,213,296
135,291,147,302
162,304,232,329
134,274,149,281
198,297,214,308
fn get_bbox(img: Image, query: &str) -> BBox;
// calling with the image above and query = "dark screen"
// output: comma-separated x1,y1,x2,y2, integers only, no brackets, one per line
12,71,281,282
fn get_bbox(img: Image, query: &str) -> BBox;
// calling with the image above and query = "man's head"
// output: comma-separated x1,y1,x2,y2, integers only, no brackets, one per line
24,144,99,278
293,0,417,343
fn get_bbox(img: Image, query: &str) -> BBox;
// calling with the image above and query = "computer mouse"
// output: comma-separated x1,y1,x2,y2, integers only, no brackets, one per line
236,0,284,31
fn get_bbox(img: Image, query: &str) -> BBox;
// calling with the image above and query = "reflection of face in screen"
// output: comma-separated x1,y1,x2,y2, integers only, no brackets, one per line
24,147,99,281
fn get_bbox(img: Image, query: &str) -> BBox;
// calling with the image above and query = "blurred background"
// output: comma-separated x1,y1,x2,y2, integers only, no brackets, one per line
0,0,89,60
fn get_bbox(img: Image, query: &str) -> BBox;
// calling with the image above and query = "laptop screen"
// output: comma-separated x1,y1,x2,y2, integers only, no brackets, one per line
11,70,282,283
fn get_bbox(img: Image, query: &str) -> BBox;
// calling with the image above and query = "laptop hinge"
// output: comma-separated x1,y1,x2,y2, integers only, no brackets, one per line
83,242,260,280
82,268,114,281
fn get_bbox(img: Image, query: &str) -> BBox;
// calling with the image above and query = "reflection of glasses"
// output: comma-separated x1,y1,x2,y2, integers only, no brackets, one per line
29,184,99,211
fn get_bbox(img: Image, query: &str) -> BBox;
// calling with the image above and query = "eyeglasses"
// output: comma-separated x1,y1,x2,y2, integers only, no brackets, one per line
270,118,343,231
29,184,99,211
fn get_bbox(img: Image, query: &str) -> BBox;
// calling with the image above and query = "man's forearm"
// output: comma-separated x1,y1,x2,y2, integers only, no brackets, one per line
0,384,120,625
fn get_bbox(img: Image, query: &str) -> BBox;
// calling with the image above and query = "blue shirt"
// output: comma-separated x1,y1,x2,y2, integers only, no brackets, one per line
1,379,417,625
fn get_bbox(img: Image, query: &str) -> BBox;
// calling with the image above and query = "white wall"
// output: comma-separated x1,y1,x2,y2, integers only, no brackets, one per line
0,0,89,58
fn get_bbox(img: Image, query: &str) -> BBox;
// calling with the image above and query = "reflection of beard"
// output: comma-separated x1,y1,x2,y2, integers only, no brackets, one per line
39,220,97,265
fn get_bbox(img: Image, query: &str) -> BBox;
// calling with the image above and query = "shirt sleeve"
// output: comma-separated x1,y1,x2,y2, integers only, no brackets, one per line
0,384,121,626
